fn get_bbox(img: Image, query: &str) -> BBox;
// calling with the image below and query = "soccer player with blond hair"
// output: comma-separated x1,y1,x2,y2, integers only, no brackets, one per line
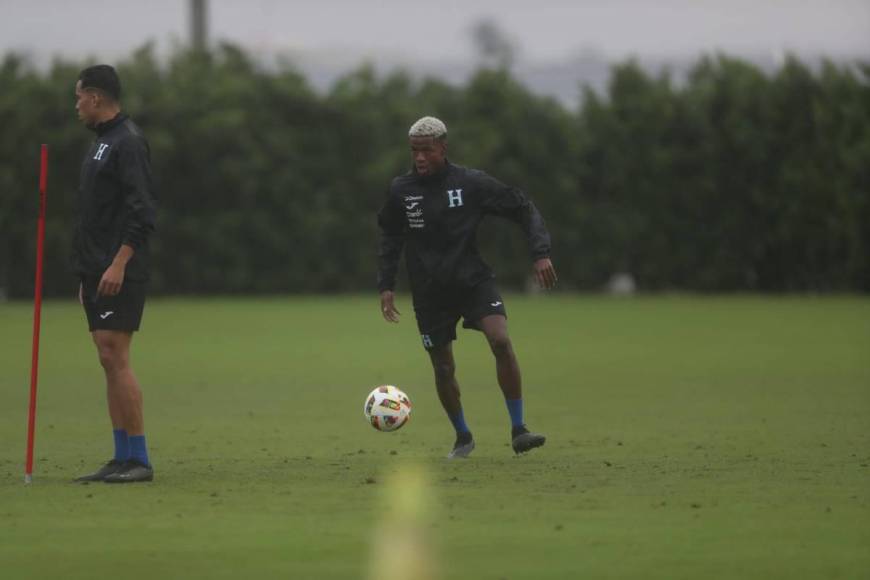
377,116,556,458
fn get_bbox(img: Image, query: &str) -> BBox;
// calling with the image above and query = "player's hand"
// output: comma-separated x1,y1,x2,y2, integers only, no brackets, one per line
97,263,125,297
380,290,401,323
533,257,558,290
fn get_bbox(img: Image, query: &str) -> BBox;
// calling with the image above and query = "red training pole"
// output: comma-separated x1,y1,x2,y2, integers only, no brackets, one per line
25,144,48,485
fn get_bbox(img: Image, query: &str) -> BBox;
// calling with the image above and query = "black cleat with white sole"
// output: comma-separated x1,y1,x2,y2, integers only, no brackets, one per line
447,431,475,459
74,459,125,483
103,459,154,483
511,425,546,454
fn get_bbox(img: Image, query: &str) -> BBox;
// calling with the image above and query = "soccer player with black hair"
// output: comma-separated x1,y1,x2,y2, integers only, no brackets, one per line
377,116,557,458
72,64,157,483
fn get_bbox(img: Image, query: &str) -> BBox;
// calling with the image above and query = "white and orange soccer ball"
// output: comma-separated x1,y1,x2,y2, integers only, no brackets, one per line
364,385,412,432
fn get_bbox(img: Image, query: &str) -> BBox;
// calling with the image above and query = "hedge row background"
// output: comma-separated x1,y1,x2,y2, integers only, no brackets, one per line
1,46,868,297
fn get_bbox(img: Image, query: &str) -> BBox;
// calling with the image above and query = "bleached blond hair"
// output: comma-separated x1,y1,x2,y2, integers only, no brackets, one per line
408,116,447,140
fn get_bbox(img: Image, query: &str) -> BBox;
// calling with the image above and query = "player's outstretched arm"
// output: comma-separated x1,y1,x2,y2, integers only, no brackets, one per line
534,257,558,290
380,290,401,323
477,172,552,266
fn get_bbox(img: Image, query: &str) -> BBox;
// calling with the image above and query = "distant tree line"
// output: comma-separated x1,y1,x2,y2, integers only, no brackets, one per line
1,45,867,297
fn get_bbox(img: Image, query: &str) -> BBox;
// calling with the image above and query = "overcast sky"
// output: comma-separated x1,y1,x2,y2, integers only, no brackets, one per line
1,0,868,66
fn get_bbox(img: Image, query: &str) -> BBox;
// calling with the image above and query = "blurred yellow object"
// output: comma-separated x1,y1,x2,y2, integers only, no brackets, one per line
367,464,438,580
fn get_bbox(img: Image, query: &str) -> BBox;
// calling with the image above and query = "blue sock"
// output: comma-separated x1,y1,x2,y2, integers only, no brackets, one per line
505,398,524,428
448,409,471,435
112,429,129,462
128,435,150,466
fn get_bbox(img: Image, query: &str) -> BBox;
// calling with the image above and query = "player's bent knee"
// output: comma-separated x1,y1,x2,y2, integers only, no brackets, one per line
432,360,456,382
488,335,513,358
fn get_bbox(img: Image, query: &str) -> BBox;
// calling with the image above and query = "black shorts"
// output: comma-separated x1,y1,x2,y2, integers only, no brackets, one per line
413,279,507,350
81,276,147,332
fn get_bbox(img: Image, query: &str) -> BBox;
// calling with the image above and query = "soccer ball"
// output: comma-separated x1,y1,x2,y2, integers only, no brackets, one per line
364,385,412,432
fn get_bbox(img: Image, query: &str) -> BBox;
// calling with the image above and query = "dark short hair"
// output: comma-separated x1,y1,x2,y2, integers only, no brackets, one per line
78,65,121,101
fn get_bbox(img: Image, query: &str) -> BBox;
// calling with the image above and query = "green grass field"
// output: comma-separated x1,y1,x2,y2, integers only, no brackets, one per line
1,295,868,579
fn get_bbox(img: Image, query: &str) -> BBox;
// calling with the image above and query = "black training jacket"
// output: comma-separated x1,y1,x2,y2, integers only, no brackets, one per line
377,161,551,297
72,113,156,281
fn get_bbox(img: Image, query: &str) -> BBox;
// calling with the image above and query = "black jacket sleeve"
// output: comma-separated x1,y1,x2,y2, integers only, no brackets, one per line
477,172,551,260
376,191,405,292
117,136,156,251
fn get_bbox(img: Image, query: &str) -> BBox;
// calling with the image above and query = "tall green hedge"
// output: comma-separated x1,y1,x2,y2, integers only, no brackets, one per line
1,45,867,297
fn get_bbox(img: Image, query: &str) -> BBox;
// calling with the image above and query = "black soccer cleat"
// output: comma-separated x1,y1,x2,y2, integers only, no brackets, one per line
511,425,546,455
103,459,154,483
447,431,475,459
74,459,125,483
